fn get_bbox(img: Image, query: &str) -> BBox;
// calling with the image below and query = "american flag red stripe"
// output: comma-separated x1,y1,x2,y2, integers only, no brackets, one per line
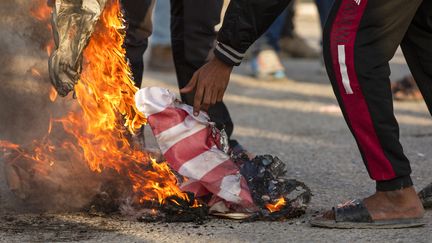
163,128,215,171
148,107,188,136
180,179,209,197
136,87,254,208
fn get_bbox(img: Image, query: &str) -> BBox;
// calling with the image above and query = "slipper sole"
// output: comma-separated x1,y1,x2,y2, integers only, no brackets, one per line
210,212,252,220
310,218,425,229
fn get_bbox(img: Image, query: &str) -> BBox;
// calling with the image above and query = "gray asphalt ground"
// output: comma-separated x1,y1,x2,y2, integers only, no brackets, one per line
1,3,432,243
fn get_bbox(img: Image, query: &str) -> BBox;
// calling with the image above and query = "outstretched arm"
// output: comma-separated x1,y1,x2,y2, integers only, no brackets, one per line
181,0,292,115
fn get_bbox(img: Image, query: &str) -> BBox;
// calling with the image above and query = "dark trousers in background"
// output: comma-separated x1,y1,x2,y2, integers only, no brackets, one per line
315,0,334,29
170,0,237,147
280,1,295,38
324,0,432,191
121,0,154,88
122,0,238,147
279,0,334,40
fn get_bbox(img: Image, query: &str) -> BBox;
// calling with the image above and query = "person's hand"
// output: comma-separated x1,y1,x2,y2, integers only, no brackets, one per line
180,57,233,116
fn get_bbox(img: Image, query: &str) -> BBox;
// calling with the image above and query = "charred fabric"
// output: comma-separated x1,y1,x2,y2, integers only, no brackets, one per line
4,147,311,223
78,153,311,222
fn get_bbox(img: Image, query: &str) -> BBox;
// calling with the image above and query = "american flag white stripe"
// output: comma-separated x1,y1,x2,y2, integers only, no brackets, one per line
135,87,177,117
178,146,230,180
155,116,207,153
354,0,361,5
217,174,243,203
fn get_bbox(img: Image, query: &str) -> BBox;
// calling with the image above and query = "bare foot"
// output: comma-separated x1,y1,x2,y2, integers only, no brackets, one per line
364,186,424,221
321,186,424,221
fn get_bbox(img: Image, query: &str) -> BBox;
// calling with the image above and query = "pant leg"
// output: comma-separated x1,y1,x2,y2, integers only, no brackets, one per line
251,9,288,55
323,0,423,191
401,0,432,115
265,10,289,52
315,0,334,29
152,0,171,46
122,0,155,88
170,0,238,146
280,0,296,38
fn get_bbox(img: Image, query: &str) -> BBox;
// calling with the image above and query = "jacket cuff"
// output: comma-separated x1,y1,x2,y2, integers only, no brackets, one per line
214,42,245,66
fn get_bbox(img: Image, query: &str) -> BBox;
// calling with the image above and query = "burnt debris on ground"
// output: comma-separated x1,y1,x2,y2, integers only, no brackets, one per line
137,193,208,224
233,153,312,221
3,144,310,223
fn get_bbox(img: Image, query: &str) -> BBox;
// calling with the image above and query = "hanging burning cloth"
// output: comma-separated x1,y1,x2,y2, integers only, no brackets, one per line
49,0,108,96
135,87,255,210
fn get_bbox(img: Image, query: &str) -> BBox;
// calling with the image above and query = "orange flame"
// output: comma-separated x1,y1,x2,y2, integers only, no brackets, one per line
0,141,20,150
49,87,58,102
46,42,55,56
30,68,42,78
0,0,196,208
67,0,193,205
30,0,52,22
265,197,286,213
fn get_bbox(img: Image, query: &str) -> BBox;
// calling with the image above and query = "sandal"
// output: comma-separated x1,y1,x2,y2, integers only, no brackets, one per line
419,183,432,209
310,199,425,229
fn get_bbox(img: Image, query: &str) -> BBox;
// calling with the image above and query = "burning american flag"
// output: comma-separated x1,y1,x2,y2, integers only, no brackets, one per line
0,0,311,222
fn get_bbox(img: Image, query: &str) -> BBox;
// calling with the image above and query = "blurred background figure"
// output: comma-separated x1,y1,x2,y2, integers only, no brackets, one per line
148,0,174,72
279,1,320,59
250,0,334,80
250,9,289,80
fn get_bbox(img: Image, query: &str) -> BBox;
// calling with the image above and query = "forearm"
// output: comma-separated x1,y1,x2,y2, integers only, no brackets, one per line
215,0,292,66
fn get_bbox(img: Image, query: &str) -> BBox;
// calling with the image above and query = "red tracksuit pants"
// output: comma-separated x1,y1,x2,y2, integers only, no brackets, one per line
324,0,432,191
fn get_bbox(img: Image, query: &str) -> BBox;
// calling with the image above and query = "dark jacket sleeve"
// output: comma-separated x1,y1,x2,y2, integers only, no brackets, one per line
214,0,292,66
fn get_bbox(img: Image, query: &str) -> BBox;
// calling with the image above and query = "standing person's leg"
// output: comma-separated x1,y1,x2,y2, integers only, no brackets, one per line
320,0,424,225
315,0,334,29
148,0,174,72
122,0,154,149
401,0,432,114
152,0,171,47
280,1,296,38
266,11,289,52
121,0,155,88
279,1,319,58
401,0,432,209
390,0,432,104
250,11,288,80
170,0,239,148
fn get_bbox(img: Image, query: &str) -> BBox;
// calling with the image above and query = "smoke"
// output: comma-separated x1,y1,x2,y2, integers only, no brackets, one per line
0,0,111,213
0,0,54,142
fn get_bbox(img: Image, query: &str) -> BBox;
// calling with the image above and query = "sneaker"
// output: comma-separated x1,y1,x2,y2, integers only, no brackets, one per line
251,49,286,80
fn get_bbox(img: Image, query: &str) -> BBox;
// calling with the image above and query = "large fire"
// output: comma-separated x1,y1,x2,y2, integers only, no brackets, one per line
1,0,196,210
